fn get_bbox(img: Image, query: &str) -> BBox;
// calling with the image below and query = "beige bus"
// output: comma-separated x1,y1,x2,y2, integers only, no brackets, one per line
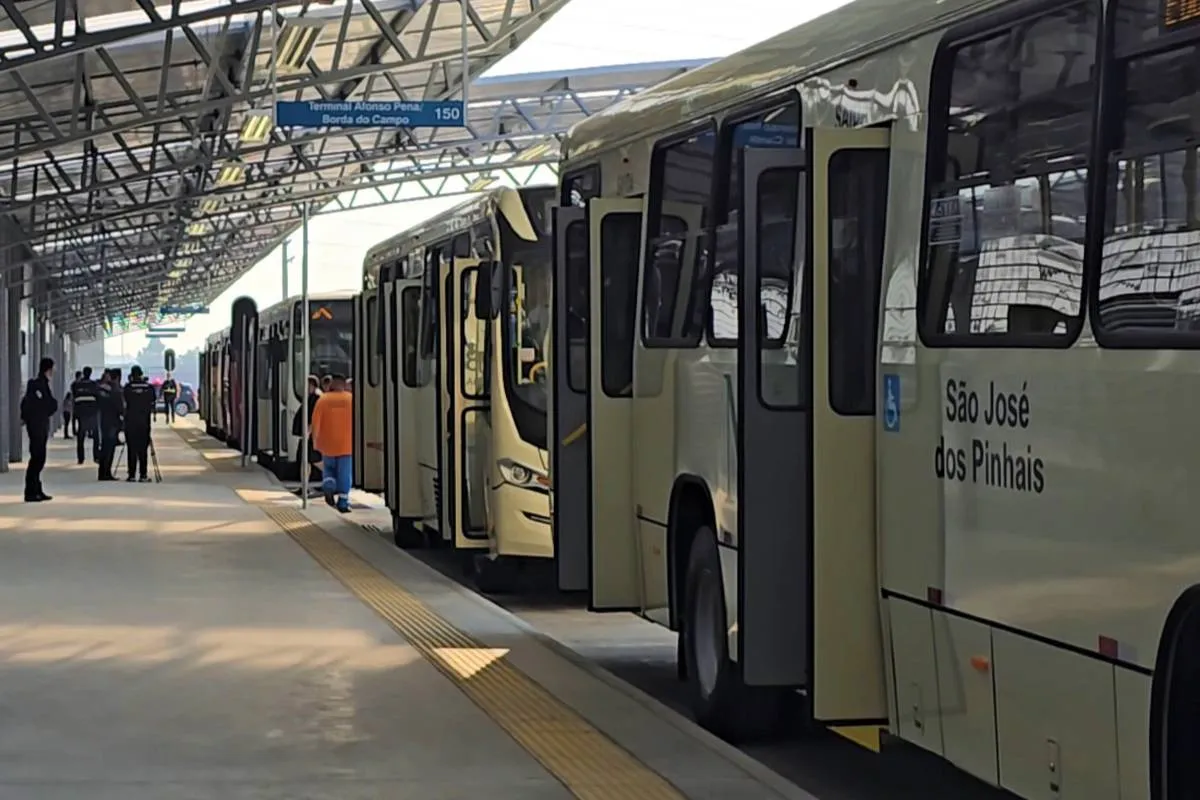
548,0,1198,797
362,186,556,591
252,292,355,480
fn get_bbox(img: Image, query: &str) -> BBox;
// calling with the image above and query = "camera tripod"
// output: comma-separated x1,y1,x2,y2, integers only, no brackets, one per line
114,436,163,483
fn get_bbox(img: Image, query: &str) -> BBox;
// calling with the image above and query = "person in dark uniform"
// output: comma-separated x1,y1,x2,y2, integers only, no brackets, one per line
159,372,179,424
71,366,100,465
96,368,124,482
123,366,155,482
62,370,80,438
20,357,57,502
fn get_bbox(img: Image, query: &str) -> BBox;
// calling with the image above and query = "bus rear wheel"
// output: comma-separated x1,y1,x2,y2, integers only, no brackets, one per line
473,554,518,595
682,528,782,743
393,515,425,549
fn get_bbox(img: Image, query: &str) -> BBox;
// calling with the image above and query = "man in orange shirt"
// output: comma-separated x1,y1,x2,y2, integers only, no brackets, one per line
310,373,354,513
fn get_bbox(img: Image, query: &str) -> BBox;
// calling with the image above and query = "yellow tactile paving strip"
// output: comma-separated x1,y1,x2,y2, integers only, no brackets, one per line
263,505,685,800
180,427,686,799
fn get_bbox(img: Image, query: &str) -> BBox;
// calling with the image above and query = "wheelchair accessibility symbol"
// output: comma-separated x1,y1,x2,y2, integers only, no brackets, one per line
883,373,901,433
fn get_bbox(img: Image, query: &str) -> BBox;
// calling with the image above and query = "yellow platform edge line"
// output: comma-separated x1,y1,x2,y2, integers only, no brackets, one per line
257,505,687,800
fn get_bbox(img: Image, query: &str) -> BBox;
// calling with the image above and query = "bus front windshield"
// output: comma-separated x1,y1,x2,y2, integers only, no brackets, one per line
502,240,551,449
292,301,354,399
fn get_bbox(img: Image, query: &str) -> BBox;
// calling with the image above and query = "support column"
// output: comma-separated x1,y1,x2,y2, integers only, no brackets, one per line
6,268,22,463
50,329,65,441
28,306,41,378
0,262,9,473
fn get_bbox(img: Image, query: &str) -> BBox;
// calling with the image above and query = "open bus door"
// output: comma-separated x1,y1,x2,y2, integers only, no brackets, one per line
385,274,425,536
268,322,285,466
352,292,366,489
587,197,644,610
435,240,491,551
550,206,590,592
736,128,889,725
199,351,208,428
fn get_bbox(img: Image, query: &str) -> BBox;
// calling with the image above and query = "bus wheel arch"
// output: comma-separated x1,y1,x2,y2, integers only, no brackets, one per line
1151,585,1200,800
667,475,716,635
680,524,781,742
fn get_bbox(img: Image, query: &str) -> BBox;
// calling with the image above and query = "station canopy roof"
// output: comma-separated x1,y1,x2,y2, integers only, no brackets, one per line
0,0,575,337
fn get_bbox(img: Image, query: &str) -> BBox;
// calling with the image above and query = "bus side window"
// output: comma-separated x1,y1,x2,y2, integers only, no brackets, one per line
366,294,380,387
642,128,716,347
919,3,1096,345
401,287,422,388
827,150,889,415
600,213,643,397
710,99,801,347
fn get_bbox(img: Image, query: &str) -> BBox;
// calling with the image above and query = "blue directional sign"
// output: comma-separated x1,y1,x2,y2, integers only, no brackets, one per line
149,326,186,334
146,331,179,339
882,373,901,433
159,305,209,315
275,100,466,129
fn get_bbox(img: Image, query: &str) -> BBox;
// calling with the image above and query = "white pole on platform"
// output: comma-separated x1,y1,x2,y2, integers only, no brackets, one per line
300,206,311,508
282,237,289,302
460,0,469,111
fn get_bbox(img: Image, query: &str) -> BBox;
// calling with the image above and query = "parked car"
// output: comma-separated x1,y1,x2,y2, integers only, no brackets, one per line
151,381,197,417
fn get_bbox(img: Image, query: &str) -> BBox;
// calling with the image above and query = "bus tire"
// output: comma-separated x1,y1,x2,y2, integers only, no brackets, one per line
393,515,424,549
682,528,781,743
473,554,517,595
1152,587,1200,799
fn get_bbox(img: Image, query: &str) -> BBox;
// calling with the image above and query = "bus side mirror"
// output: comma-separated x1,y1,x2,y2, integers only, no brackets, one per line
164,348,176,372
474,261,504,320
475,262,493,319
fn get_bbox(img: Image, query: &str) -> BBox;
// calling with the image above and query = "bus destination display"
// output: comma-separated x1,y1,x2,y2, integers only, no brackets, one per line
1163,0,1200,28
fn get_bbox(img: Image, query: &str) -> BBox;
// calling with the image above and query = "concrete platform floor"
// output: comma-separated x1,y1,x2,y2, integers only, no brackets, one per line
0,422,808,799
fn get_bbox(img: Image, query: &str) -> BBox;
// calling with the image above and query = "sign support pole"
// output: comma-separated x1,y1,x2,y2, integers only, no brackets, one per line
461,0,470,111
300,204,311,509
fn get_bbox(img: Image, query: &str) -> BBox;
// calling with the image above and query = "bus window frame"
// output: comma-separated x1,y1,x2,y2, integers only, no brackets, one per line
706,91,803,350
366,293,381,387
641,120,719,349
1089,4,1200,348
401,286,422,388
561,164,601,208
459,266,488,400
915,0,1101,350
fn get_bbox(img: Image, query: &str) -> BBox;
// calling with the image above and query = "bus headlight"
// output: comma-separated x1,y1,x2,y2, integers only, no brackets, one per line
497,458,549,493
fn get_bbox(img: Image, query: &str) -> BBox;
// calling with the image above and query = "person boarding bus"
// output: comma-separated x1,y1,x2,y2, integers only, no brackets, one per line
311,374,353,514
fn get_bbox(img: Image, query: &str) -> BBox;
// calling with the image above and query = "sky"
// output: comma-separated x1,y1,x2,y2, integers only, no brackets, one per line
104,0,848,358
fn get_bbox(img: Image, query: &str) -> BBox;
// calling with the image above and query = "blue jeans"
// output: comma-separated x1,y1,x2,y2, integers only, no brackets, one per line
322,455,352,509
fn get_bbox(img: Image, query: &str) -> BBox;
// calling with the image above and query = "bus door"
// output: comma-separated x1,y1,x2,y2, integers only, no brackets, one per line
256,324,272,456
387,276,425,520
267,323,284,460
634,198,704,623
587,197,644,610
550,206,590,592
361,291,384,493
353,293,366,487
199,351,208,423
438,247,490,550
736,128,890,724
